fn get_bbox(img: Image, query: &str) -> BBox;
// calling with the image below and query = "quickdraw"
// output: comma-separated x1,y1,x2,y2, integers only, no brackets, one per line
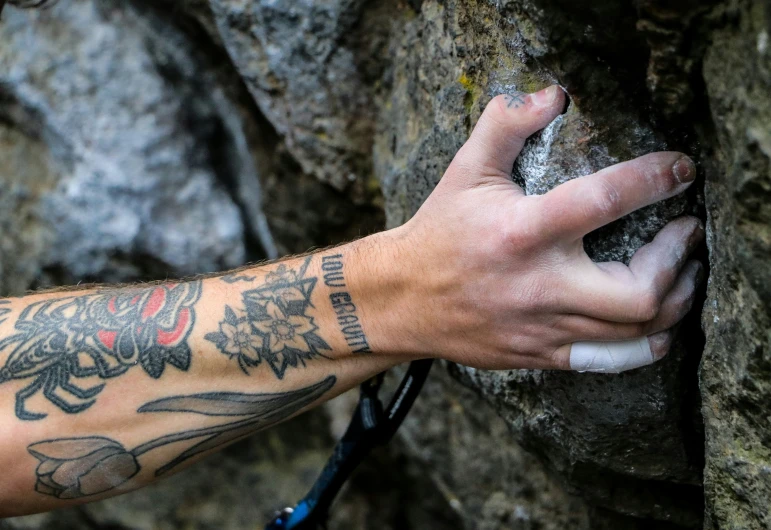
266,359,434,530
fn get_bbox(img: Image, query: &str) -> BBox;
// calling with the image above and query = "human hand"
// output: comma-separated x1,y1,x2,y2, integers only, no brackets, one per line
380,85,703,372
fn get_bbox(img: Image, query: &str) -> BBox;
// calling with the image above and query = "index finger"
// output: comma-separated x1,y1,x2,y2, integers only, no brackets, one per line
532,152,696,241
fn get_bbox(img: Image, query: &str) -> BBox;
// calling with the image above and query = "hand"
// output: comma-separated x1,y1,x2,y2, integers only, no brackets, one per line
382,85,703,372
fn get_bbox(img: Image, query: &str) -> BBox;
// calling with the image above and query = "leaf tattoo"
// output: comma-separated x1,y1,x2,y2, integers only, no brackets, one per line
0,300,11,326
28,376,336,499
0,282,202,420
206,258,331,379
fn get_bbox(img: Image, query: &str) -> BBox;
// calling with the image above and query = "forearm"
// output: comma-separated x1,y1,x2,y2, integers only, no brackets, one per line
0,232,411,516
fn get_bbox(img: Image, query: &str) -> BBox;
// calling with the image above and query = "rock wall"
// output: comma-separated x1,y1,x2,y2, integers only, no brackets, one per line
0,0,769,529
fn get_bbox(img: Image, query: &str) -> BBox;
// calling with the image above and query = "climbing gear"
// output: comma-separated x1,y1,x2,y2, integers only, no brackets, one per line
265,359,434,530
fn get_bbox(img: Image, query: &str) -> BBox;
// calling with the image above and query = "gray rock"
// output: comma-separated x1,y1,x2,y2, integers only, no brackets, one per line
0,0,252,290
700,1,771,528
208,0,395,201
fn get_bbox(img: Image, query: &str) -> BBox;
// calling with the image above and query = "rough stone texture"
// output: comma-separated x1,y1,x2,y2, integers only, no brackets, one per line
700,1,771,528
1,0,771,528
398,363,590,530
208,0,395,201
0,0,248,289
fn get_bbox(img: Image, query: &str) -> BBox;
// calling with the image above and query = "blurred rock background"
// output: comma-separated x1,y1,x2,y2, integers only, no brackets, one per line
0,0,769,528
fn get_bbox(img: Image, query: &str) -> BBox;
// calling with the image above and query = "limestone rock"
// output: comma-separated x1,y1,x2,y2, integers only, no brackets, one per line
0,0,250,290
208,0,395,201
700,0,771,528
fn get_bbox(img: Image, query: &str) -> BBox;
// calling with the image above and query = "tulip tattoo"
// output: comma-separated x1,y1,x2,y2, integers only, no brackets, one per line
206,257,331,379
28,437,140,499
0,282,202,420
28,376,336,499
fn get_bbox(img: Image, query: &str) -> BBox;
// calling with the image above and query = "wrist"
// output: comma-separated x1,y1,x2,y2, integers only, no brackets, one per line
313,228,423,363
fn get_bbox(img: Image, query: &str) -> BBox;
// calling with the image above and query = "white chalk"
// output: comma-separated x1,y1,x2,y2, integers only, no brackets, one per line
570,337,654,373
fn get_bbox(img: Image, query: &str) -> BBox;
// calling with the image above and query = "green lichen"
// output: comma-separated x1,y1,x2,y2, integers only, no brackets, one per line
458,72,482,115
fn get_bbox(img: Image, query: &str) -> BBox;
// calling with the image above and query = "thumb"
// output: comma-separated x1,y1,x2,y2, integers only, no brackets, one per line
450,86,566,186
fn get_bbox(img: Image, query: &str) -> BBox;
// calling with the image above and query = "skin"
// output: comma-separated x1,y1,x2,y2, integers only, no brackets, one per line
0,85,703,516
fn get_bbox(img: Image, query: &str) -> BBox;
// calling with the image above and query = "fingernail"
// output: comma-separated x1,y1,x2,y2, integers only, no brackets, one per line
532,85,559,107
648,331,673,360
672,156,696,183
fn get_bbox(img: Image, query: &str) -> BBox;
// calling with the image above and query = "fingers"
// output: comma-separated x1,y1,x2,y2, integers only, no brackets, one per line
534,152,697,241
550,328,676,372
548,260,701,372
562,216,703,322
449,86,566,186
628,217,704,300
554,260,702,342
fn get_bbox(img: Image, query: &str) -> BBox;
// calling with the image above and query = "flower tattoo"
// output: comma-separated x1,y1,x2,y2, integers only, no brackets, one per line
0,282,202,421
220,318,262,362
254,302,317,353
205,257,331,379
28,376,336,499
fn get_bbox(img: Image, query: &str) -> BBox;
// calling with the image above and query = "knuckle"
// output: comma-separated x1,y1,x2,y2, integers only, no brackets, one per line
629,321,648,337
548,346,570,370
499,217,539,252
635,292,661,321
590,178,625,221
484,95,512,127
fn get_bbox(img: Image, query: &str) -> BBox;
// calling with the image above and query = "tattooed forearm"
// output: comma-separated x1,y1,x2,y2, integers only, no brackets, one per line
0,300,10,326
28,376,336,499
0,283,201,420
322,255,372,354
206,257,330,379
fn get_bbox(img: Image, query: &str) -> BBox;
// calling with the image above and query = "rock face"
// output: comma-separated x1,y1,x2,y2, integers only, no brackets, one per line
208,0,394,200
1,0,770,529
700,1,771,528
0,0,251,289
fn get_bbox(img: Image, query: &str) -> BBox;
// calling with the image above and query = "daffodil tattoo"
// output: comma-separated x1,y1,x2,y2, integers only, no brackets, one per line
205,258,331,379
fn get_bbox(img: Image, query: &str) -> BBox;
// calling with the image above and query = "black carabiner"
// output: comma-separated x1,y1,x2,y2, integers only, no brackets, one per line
266,359,433,530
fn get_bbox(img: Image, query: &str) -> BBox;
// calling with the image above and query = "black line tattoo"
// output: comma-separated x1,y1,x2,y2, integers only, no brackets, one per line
0,300,10,326
220,273,256,284
322,254,372,353
206,257,330,379
504,92,526,108
28,376,336,499
0,283,202,420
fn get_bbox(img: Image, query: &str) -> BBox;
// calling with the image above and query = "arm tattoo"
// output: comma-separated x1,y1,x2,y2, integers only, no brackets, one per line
205,257,331,379
0,282,202,420
220,273,256,284
27,376,336,499
322,255,372,353
0,300,10,326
